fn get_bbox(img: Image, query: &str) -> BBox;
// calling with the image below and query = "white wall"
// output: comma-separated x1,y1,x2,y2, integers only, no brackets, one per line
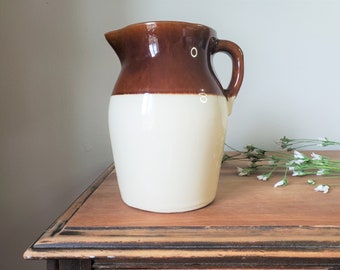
1,1,340,269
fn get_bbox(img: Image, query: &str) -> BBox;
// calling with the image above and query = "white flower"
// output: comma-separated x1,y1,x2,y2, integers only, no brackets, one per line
294,150,305,160
292,170,306,176
257,174,268,181
293,159,305,165
311,152,322,161
237,167,249,176
316,169,324,176
316,169,329,176
286,160,294,166
236,167,242,173
307,179,316,185
317,137,327,146
314,184,330,194
292,171,299,176
274,179,286,187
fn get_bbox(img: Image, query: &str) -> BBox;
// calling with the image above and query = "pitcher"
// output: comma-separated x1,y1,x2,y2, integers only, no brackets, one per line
105,21,244,213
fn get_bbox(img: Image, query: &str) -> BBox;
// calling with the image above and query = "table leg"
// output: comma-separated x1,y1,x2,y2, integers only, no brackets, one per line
47,259,91,270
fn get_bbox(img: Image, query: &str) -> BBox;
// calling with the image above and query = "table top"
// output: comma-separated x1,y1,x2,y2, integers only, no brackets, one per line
24,151,340,267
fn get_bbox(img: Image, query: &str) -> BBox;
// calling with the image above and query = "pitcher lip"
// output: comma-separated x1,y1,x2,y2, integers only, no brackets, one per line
105,20,214,35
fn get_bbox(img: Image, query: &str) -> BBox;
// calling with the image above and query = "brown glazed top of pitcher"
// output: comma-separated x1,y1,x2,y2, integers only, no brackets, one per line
105,21,243,98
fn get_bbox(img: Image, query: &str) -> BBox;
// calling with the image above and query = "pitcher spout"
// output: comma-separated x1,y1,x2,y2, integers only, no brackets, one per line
105,29,124,61
105,23,159,64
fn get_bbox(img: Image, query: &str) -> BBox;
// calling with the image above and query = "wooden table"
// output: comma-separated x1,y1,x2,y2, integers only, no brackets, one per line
24,151,340,269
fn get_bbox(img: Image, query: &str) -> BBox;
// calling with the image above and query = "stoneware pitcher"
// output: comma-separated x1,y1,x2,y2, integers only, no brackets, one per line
105,21,244,213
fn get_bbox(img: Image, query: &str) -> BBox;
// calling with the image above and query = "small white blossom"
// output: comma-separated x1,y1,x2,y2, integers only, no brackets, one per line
286,160,294,166
307,179,316,185
311,152,322,161
274,179,286,187
237,167,243,172
237,167,249,176
294,150,305,160
316,169,328,176
317,137,327,146
316,170,324,176
292,171,299,176
292,170,306,176
257,174,268,181
314,184,330,194
293,159,305,165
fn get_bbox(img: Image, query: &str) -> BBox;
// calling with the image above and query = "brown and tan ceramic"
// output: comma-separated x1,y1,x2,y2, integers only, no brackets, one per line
106,21,244,213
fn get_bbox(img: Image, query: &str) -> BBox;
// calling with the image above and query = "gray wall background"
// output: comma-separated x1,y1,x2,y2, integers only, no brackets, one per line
1,1,340,269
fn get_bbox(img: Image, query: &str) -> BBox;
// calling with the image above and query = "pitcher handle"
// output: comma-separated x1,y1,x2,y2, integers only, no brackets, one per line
210,38,244,114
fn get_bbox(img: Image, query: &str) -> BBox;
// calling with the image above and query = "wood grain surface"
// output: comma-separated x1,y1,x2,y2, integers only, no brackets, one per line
24,151,340,269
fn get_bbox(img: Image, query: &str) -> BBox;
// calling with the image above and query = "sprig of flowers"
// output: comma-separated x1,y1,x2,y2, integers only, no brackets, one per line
279,136,340,151
223,137,340,193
